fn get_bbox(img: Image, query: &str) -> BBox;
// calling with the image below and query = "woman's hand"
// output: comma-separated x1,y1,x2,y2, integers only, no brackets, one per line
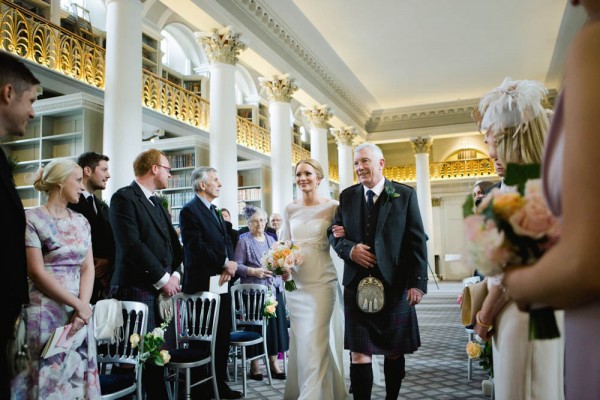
252,268,273,279
331,224,346,238
68,315,86,338
74,301,93,325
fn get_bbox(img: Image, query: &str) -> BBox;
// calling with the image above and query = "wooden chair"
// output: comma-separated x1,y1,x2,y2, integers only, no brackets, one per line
164,292,221,400
97,301,148,400
229,283,272,397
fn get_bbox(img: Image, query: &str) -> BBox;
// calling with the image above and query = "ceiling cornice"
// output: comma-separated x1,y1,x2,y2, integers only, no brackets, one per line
213,0,371,127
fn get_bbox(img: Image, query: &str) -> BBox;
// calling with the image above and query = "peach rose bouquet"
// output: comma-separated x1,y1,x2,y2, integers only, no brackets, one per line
130,319,171,367
263,289,278,322
463,164,561,339
261,241,304,291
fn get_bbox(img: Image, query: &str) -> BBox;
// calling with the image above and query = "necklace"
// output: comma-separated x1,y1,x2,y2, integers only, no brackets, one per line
45,204,68,221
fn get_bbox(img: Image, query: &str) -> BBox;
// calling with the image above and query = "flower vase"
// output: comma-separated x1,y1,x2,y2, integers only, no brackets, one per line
482,378,494,397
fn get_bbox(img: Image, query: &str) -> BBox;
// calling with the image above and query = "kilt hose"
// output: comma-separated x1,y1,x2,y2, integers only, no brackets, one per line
344,283,420,358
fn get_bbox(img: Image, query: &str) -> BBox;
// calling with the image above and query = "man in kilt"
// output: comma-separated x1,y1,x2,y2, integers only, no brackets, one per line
329,142,428,399
109,149,182,400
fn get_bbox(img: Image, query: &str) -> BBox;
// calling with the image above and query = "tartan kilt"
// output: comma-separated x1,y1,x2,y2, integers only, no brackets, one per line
344,284,420,357
116,286,176,349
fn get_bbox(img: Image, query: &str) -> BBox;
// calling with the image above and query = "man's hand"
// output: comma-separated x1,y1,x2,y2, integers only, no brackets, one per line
407,288,424,306
331,224,346,238
94,258,111,278
224,260,237,277
350,243,377,268
219,270,231,286
161,275,181,297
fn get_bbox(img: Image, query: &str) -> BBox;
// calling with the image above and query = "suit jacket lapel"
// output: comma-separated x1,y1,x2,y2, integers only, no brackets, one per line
348,185,363,236
0,148,22,210
131,182,168,239
376,179,393,234
193,196,225,233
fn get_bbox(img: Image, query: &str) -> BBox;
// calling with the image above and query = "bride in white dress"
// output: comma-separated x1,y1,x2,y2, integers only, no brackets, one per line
281,159,347,400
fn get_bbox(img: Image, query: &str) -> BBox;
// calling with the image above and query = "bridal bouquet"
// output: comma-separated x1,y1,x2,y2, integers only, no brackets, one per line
261,241,304,292
130,319,171,367
463,164,561,340
263,289,278,321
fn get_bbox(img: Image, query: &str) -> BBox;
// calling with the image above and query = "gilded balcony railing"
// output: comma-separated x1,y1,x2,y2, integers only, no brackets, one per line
1,0,105,88
236,117,271,154
142,72,209,130
0,1,494,185
383,158,496,182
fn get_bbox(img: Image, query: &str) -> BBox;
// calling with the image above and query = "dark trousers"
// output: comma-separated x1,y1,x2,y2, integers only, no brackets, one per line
215,292,233,386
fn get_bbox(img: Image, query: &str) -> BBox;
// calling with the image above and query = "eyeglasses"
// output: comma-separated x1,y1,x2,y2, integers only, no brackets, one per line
156,165,172,173
249,219,265,224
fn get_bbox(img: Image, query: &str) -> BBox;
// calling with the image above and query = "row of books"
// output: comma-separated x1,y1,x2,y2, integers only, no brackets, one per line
167,172,192,188
163,191,195,208
166,153,194,169
238,188,262,202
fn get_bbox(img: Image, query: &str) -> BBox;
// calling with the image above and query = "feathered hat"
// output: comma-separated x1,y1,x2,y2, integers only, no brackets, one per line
242,204,258,221
478,78,549,134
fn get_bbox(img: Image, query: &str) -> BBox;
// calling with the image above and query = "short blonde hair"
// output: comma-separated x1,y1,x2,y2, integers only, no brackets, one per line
295,158,324,180
33,159,80,193
493,110,550,165
133,149,165,177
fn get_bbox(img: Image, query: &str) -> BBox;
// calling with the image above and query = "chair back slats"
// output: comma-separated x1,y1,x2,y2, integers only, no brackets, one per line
231,284,268,329
97,301,148,365
174,292,220,347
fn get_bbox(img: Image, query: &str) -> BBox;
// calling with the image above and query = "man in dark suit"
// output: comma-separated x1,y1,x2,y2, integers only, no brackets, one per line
328,143,428,400
0,51,39,398
110,149,182,400
179,166,243,399
69,151,115,303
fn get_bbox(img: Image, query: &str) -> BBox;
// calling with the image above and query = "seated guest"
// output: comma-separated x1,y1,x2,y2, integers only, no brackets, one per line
235,205,289,380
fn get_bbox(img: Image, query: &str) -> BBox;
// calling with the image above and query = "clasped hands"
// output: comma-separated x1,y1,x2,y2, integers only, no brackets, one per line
69,301,92,338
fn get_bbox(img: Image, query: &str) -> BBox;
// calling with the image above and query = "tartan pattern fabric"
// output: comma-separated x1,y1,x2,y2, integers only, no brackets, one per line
344,285,421,357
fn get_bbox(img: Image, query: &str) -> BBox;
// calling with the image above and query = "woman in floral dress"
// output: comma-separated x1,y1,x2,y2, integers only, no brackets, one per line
12,159,100,399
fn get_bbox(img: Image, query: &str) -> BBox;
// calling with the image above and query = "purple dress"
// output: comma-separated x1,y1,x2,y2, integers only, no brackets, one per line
543,94,600,400
12,207,101,400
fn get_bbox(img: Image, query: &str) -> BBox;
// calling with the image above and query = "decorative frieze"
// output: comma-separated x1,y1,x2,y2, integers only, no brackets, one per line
196,26,247,65
302,104,333,129
258,74,298,103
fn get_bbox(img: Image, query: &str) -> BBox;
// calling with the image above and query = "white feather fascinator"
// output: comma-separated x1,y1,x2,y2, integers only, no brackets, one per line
479,78,549,134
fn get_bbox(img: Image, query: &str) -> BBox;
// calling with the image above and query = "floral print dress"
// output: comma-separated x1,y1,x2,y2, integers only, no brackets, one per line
12,207,101,400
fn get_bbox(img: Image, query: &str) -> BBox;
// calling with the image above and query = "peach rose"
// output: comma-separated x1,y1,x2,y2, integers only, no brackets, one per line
130,333,141,348
160,350,171,364
466,341,483,359
509,181,559,240
265,304,276,314
492,192,525,221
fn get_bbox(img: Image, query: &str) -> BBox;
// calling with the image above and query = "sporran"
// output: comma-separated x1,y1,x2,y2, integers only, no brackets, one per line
356,276,385,313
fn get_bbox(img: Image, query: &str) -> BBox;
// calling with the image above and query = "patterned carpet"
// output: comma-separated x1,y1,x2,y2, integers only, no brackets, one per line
227,281,491,399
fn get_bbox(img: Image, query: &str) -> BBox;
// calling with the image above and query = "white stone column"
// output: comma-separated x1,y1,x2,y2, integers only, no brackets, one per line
303,104,333,198
50,0,61,25
197,27,246,223
411,136,436,278
259,74,298,214
332,127,357,192
103,0,143,196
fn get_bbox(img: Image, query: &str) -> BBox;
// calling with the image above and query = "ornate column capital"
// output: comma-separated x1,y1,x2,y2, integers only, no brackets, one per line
196,27,246,65
302,104,333,129
432,197,442,207
258,74,298,103
410,136,433,154
331,126,357,146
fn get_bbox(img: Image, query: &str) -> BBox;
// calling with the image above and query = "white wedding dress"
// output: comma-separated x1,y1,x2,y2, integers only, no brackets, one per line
281,199,348,400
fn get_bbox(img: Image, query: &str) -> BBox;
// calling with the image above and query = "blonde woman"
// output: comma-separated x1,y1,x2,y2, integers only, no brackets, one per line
281,159,346,400
474,79,564,400
12,159,100,399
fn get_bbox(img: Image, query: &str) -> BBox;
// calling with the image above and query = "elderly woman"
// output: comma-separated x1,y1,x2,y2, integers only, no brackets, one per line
234,206,289,381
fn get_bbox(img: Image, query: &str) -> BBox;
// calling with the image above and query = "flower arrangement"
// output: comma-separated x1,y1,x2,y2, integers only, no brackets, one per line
130,319,171,367
263,290,278,321
261,241,304,291
463,163,560,340
466,340,494,378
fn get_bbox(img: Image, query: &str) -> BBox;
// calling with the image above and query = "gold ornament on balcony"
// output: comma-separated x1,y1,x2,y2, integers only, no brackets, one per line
302,104,333,129
258,74,298,103
196,26,247,65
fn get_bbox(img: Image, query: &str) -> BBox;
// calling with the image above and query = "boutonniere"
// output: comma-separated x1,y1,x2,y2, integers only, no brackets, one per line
384,184,400,205
216,208,223,220
98,198,109,209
